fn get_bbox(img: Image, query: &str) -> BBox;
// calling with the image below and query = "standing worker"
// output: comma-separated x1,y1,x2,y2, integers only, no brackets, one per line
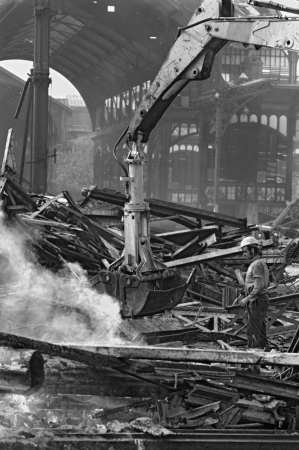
239,236,269,349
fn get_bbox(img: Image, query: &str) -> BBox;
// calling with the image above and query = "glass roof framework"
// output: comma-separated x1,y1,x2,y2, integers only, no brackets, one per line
0,0,199,128
50,14,84,54
0,0,277,129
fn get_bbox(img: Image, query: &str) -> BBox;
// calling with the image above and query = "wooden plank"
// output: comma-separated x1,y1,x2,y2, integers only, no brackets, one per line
81,344,299,367
6,205,29,211
267,312,299,327
150,215,199,229
268,325,297,336
5,187,16,205
171,235,203,260
272,198,299,228
156,227,218,246
165,239,276,267
270,293,299,306
232,371,299,404
165,247,243,268
0,177,7,198
60,205,125,248
218,257,285,265
171,313,211,332
29,192,64,219
5,176,36,211
0,332,124,370
20,216,72,228
266,302,292,329
185,289,222,306
0,128,14,176
208,262,238,280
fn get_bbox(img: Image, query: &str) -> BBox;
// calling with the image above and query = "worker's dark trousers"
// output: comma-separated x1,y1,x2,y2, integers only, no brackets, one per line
247,294,269,348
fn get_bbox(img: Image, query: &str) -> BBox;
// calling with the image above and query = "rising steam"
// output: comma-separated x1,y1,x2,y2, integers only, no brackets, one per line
0,206,121,344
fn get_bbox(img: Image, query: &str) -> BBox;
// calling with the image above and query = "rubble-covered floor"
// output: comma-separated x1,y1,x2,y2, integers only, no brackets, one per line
2,168,299,446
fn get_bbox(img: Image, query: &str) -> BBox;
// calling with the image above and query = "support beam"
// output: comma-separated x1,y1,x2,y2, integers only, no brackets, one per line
85,345,299,367
82,188,248,229
213,102,222,213
164,246,242,268
0,332,124,370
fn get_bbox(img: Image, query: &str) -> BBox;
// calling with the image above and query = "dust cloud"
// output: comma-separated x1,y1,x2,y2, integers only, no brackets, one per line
0,207,122,344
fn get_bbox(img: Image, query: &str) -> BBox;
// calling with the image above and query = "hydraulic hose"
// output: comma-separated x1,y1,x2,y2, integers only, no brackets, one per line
176,17,214,38
113,126,129,178
113,126,130,197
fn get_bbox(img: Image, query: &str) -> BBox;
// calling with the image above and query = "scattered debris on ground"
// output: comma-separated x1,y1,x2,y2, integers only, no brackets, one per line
2,156,299,442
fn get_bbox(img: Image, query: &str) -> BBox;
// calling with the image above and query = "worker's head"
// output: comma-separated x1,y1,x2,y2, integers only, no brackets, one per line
240,236,259,260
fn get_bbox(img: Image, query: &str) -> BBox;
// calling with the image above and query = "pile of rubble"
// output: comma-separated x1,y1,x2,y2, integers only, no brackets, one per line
3,149,299,443
1,341,299,438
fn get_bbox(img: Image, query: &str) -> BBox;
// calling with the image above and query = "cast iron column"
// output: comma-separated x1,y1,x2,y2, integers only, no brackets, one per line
31,0,52,193
213,101,222,213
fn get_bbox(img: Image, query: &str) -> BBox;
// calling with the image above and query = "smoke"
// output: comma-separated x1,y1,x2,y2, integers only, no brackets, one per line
0,206,122,344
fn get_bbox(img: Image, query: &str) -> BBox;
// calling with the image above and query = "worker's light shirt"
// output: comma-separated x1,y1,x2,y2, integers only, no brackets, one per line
245,255,269,302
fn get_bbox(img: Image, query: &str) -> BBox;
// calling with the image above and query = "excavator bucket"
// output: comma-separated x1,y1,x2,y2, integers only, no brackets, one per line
92,270,187,318
119,271,187,318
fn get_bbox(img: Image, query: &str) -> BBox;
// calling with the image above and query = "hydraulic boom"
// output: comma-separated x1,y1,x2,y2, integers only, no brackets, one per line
96,0,299,317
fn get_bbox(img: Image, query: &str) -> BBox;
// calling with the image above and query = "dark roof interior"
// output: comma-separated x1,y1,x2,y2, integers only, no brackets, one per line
0,0,202,123
0,0,273,128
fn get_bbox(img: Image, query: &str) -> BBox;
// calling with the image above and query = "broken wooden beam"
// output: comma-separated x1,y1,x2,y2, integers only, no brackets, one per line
0,350,169,398
4,176,37,212
155,227,218,246
207,262,238,281
0,332,124,370
185,289,222,306
164,239,273,268
84,345,299,367
232,372,299,405
82,187,248,229
164,247,243,268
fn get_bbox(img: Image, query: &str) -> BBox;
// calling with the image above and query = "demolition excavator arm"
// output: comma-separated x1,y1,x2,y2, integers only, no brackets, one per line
96,0,299,318
127,0,299,144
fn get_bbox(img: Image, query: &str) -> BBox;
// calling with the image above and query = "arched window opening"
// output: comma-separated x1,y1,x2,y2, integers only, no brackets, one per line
172,126,180,137
180,124,188,135
189,123,197,133
250,115,258,123
279,115,287,136
269,115,278,130
240,114,248,122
